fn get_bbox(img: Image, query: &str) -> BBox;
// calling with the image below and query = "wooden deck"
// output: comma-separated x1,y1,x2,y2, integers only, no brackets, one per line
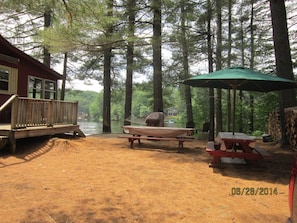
0,95,85,153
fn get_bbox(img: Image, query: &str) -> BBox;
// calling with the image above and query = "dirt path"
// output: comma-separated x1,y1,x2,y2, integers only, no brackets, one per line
0,135,295,222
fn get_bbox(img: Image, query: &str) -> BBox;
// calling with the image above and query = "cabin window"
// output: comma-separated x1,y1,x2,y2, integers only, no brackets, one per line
44,80,56,99
28,76,42,99
0,69,9,91
28,76,57,99
0,65,18,94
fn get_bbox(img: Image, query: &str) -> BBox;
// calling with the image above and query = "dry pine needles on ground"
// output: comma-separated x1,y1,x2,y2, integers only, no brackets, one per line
0,135,295,223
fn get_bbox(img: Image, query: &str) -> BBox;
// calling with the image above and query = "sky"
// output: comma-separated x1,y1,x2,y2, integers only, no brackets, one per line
66,78,102,93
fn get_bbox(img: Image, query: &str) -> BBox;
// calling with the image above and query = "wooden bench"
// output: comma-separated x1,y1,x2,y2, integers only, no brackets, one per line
253,146,271,157
205,147,265,167
118,134,194,152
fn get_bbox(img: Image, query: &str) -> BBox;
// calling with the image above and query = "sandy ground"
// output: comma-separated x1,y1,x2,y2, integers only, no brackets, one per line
0,134,296,223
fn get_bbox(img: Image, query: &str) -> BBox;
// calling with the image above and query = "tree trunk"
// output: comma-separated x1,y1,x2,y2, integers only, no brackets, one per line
250,0,255,70
249,0,255,133
102,0,113,133
249,95,254,133
103,47,112,133
152,0,163,112
43,9,51,67
239,90,243,132
239,8,245,133
207,0,215,141
215,0,222,133
270,0,296,146
60,52,68,101
181,1,194,127
124,0,136,126
226,0,232,132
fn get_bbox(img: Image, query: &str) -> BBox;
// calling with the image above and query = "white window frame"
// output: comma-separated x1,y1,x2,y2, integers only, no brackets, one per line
44,79,57,99
28,76,57,99
28,76,43,99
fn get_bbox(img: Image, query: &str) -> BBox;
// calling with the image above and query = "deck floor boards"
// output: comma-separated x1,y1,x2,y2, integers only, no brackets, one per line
0,123,85,153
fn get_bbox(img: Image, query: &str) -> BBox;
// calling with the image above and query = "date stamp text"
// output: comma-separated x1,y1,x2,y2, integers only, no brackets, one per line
230,187,279,196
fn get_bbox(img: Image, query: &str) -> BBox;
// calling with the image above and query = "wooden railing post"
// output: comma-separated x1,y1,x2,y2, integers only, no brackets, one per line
11,95,18,129
74,101,78,124
47,99,54,126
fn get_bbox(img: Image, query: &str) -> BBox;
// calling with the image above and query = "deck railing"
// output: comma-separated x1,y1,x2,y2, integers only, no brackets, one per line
5,95,78,129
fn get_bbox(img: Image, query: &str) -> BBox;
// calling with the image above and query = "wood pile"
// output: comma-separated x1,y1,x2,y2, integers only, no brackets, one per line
268,109,281,141
284,107,297,148
268,107,297,148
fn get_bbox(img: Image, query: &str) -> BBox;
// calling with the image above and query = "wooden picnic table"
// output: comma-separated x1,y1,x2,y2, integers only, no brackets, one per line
119,126,194,152
206,132,268,167
118,134,194,153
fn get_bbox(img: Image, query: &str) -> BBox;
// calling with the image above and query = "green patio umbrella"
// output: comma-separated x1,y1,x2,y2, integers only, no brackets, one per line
182,66,297,134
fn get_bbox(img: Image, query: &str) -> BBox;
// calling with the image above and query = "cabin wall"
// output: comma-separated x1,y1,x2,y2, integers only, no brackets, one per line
0,55,58,97
19,62,59,98
0,94,12,123
0,35,62,123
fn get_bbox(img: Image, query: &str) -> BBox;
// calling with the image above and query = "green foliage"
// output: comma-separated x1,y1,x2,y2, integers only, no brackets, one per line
37,0,122,54
131,90,152,118
1,0,297,134
89,92,103,122
110,84,125,121
252,92,279,131
60,81,281,134
64,89,99,121
252,130,265,137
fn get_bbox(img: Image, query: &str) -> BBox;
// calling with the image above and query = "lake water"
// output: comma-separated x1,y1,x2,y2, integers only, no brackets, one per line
78,121,122,135
78,121,186,136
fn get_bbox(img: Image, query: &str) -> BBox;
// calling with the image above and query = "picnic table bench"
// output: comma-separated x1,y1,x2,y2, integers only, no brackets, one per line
206,132,270,167
118,134,194,152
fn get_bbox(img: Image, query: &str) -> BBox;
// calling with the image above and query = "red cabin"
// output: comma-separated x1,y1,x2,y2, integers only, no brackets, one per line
0,35,84,153
0,35,62,122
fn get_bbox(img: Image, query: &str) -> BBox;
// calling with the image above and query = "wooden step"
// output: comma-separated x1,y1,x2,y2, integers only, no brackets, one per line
0,135,8,150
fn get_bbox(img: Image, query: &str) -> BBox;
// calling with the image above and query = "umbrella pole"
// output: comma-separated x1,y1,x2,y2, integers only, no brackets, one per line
233,88,236,135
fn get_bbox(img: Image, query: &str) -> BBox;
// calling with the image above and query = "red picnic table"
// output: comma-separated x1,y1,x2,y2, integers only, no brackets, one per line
206,132,269,167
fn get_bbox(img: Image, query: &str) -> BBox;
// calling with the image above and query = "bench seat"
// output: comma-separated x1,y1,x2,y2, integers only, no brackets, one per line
118,134,194,152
